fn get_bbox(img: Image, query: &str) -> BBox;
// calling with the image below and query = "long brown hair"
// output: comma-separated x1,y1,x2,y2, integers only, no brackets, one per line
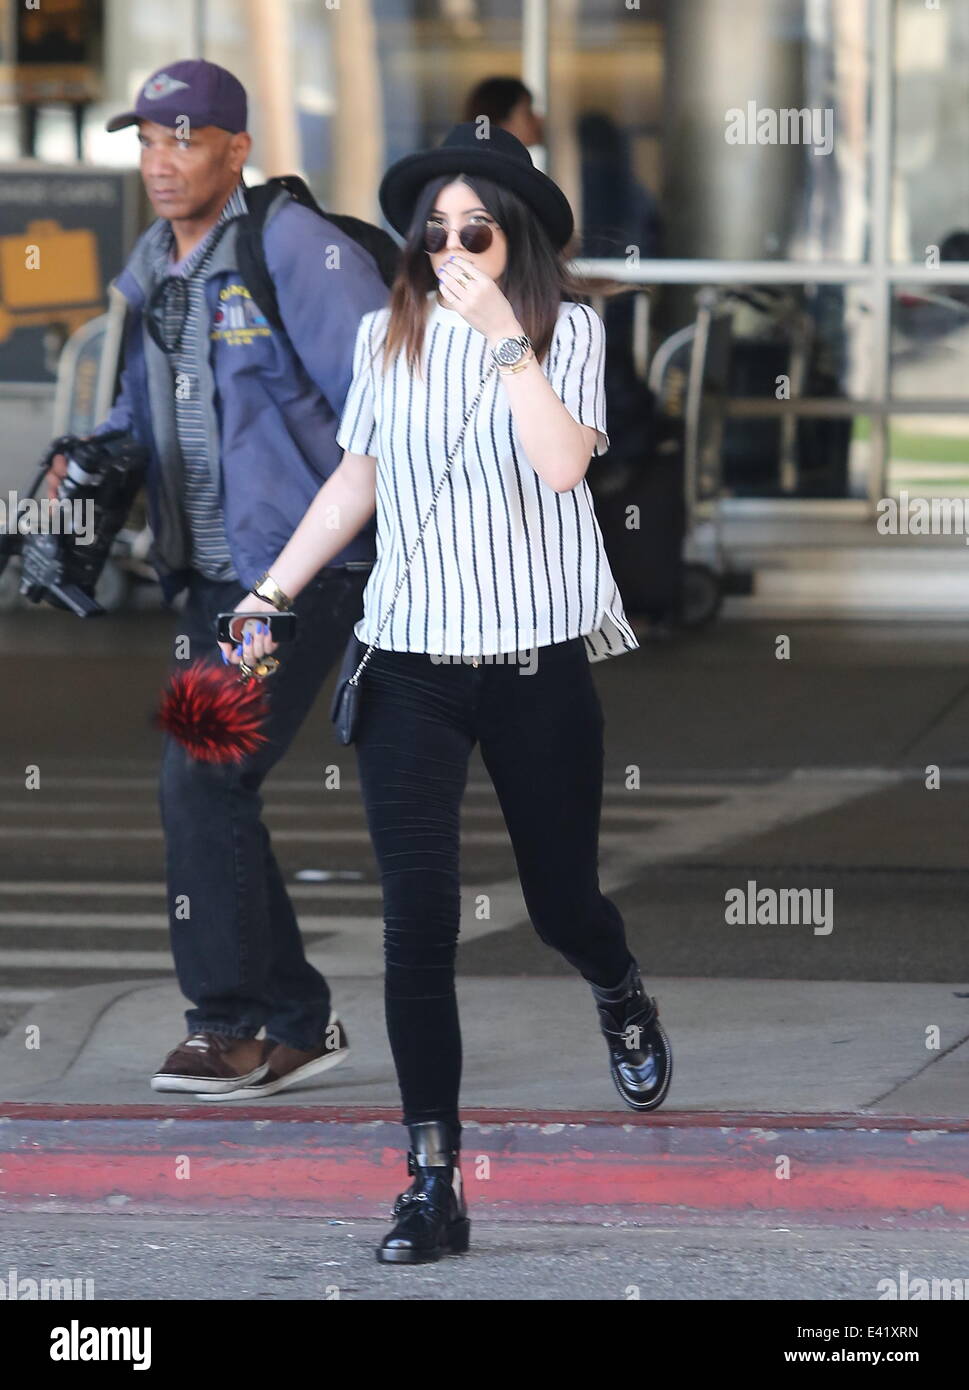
382,172,585,375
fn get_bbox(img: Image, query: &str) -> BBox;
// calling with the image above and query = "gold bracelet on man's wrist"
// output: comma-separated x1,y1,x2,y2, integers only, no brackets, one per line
252,572,293,612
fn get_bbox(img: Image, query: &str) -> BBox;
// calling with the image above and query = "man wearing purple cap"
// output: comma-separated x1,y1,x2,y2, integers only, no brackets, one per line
49,60,388,1096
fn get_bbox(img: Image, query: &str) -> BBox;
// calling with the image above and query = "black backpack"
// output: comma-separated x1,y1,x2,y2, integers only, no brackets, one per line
235,175,400,332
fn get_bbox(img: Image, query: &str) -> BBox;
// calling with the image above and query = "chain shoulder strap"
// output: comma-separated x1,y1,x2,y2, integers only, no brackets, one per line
349,361,497,685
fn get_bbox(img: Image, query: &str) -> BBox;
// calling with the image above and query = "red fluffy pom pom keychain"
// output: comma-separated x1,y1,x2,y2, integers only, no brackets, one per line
153,659,272,764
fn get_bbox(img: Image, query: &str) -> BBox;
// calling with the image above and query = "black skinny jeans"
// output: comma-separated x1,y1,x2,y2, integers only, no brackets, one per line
353,635,635,1141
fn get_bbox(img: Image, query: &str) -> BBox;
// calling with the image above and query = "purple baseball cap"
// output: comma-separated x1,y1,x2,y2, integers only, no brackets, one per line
106,59,247,134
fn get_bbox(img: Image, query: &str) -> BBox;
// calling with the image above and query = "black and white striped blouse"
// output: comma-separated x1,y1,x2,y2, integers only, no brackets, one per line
335,293,639,662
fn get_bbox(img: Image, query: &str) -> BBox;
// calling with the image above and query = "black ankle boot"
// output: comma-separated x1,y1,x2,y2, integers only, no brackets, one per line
591,961,672,1111
376,1121,470,1265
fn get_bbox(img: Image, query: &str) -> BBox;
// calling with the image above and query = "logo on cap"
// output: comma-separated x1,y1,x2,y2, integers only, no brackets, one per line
144,73,190,100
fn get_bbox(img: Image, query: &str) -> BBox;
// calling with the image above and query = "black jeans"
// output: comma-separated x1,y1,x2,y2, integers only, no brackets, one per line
353,636,636,1138
158,564,369,1050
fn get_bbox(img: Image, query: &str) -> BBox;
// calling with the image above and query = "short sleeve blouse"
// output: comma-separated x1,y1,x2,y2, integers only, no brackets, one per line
335,295,639,663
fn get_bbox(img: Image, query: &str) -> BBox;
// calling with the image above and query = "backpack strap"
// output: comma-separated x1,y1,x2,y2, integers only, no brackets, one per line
234,180,292,331
235,176,400,333
320,211,402,290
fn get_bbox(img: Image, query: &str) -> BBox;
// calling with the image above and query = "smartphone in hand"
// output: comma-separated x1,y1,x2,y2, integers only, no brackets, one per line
216,610,298,644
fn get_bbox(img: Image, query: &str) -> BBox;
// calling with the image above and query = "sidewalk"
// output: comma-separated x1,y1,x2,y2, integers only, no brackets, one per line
1,973,967,1225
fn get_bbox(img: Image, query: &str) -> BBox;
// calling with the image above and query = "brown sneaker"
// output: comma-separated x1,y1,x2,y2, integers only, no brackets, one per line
198,1016,350,1100
150,1032,269,1094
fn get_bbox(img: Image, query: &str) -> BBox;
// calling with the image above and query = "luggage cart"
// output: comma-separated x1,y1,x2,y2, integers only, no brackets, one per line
647,285,736,626
587,280,747,629
584,285,687,629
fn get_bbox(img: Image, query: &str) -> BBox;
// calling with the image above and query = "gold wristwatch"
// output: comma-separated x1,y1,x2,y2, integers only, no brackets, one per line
251,572,293,612
491,333,533,374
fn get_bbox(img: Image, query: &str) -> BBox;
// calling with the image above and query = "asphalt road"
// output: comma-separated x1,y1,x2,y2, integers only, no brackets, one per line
1,609,968,1039
0,1211,967,1303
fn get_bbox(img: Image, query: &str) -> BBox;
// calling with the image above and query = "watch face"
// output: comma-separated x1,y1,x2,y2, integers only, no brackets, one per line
495,337,525,366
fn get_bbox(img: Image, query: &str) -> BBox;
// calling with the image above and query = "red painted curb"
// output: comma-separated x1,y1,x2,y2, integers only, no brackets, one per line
1,1103,967,1129
1,1106,967,1224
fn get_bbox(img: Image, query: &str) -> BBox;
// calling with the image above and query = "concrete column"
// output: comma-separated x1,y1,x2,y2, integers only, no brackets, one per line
663,0,806,259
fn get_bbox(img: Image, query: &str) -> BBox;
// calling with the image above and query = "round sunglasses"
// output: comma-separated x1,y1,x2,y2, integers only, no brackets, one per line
423,218,497,256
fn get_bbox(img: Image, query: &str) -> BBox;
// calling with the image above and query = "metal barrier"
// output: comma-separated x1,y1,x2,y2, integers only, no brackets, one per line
573,256,969,509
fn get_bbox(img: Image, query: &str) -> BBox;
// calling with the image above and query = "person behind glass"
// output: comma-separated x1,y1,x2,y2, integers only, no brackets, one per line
461,76,544,149
219,123,673,1263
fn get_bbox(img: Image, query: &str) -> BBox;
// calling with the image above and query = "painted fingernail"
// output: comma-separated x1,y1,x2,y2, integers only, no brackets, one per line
244,632,252,644
234,644,242,657
220,650,229,664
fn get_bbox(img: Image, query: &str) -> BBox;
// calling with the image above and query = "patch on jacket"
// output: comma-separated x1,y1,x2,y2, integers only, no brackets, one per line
211,283,272,345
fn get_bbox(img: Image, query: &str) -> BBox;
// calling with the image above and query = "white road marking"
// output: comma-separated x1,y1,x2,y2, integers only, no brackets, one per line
0,949,174,970
315,773,902,974
0,912,373,932
0,881,382,899
0,801,681,823
0,773,895,982
0,775,735,798
0,828,507,844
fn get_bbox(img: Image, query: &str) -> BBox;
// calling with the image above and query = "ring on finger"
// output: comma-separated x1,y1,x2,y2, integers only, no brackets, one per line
239,655,279,682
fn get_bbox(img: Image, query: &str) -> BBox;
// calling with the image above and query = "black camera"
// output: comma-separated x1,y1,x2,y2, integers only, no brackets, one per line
0,431,149,617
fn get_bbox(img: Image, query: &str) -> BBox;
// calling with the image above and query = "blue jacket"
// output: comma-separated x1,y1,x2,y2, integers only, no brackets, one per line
97,189,388,603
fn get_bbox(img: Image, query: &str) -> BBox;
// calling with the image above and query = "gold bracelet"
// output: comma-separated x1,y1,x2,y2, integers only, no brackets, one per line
252,572,293,612
497,352,535,376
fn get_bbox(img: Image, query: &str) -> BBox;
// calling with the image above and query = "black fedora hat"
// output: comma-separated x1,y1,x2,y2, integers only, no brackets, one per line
379,122,574,249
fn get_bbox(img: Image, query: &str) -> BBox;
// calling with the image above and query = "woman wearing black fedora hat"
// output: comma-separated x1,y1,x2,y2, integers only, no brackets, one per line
223,122,672,1263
